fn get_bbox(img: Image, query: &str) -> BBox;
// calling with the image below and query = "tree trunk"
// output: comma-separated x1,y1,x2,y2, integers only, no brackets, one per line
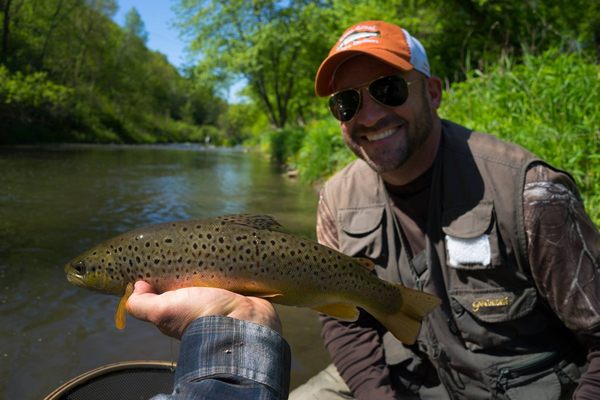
0,0,12,64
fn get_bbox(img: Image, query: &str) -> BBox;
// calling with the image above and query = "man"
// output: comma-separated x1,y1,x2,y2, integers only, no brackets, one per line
128,21,600,400
128,20,600,400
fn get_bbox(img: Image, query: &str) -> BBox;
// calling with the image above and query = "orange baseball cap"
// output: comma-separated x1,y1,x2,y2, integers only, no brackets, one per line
315,21,430,96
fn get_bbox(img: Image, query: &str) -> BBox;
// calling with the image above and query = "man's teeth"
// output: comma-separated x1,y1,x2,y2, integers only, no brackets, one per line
366,129,395,142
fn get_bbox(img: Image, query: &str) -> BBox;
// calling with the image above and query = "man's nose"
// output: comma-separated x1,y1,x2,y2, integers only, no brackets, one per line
355,88,387,128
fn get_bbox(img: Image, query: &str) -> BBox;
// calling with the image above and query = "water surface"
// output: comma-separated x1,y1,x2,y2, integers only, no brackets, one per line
0,144,330,399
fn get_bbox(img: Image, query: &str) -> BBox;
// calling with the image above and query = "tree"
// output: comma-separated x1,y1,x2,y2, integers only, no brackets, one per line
124,7,148,43
0,0,12,63
175,0,334,128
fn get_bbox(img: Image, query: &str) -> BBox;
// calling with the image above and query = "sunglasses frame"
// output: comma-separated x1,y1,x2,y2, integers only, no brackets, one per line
329,74,422,122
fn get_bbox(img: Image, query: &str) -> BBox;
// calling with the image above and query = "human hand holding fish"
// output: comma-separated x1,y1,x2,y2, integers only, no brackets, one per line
65,214,441,344
126,280,281,339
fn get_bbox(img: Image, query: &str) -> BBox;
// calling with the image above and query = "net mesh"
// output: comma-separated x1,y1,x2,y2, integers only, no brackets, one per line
46,362,175,400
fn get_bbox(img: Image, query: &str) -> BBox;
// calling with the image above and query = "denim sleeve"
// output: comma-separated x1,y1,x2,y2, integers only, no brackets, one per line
152,316,291,400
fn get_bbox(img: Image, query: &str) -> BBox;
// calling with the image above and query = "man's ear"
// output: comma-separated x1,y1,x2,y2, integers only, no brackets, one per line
426,76,443,110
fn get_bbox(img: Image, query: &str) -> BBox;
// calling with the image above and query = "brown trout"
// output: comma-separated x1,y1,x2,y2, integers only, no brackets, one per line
65,214,440,344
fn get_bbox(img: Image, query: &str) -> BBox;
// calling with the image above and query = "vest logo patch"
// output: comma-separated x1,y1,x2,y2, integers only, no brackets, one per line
472,296,510,312
445,234,491,267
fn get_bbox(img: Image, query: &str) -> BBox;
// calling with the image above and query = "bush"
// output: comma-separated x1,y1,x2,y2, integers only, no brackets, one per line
297,118,354,183
440,49,600,224
0,66,75,143
0,66,72,108
268,126,306,167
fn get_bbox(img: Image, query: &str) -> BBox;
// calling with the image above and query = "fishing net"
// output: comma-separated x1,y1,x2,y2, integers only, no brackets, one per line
44,360,175,400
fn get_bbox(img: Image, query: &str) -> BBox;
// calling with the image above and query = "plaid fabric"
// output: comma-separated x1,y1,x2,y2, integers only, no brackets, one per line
152,316,291,400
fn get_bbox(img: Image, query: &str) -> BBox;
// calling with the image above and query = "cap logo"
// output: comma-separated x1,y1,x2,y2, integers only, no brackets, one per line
336,29,381,51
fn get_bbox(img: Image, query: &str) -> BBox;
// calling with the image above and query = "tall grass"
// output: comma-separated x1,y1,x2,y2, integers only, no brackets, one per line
440,49,599,225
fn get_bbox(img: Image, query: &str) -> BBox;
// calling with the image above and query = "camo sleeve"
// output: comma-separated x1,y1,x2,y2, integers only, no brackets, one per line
523,164,600,399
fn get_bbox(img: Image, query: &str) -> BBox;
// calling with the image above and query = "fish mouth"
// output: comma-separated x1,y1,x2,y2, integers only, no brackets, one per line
65,269,86,287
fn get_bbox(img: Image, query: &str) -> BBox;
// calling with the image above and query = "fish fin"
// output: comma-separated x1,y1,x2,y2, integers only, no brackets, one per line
372,285,441,345
312,303,359,321
115,282,134,330
218,214,285,232
354,257,376,271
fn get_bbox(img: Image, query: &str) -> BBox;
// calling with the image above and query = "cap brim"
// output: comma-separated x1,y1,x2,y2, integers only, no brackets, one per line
314,48,414,96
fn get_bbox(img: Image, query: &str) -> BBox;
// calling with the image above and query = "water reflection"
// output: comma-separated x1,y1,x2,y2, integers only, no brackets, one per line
0,144,329,400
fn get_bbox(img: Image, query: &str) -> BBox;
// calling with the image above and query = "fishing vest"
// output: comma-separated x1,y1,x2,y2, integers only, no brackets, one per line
321,120,586,400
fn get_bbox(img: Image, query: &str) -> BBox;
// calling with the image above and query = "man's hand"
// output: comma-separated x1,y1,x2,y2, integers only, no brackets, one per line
126,281,282,339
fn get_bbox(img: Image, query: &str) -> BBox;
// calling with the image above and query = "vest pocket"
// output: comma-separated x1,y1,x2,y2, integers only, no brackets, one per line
448,287,539,350
442,201,499,269
337,206,386,263
443,202,541,350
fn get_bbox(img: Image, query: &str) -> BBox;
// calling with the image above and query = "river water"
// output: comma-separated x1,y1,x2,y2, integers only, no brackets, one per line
0,144,331,399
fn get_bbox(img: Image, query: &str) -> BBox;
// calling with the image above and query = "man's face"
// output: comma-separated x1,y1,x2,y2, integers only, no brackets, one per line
332,55,436,175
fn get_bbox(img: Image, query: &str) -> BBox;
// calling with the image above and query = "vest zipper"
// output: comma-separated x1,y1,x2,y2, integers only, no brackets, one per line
495,351,560,393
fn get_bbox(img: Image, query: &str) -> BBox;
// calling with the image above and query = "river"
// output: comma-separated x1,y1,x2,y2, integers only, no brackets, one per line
0,144,331,399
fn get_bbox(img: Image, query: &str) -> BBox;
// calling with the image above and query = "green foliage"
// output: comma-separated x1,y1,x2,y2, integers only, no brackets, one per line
297,117,354,183
0,0,224,144
0,65,76,142
440,49,600,224
267,125,306,167
175,0,334,128
124,7,148,43
0,66,72,107
217,103,258,146
419,0,599,81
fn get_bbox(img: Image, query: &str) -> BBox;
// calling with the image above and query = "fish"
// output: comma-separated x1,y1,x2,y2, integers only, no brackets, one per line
65,214,440,344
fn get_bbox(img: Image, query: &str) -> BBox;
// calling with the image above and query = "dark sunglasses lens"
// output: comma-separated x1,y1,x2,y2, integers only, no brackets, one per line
369,75,408,106
329,90,360,122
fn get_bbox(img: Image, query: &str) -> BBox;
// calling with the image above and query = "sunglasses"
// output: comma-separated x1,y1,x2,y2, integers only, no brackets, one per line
328,75,421,122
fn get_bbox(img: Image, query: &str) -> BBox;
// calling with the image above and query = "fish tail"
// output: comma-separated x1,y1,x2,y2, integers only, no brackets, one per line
374,285,441,345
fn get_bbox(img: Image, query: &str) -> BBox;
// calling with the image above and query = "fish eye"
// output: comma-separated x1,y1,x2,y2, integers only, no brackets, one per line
73,261,86,276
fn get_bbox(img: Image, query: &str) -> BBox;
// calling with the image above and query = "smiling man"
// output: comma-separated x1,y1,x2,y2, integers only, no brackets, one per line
289,20,600,400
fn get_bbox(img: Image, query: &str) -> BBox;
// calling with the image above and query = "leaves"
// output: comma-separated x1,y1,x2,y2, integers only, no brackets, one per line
175,0,333,128
0,0,224,144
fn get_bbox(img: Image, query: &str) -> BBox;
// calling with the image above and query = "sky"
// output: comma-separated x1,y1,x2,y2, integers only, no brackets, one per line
113,0,188,68
112,0,245,101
